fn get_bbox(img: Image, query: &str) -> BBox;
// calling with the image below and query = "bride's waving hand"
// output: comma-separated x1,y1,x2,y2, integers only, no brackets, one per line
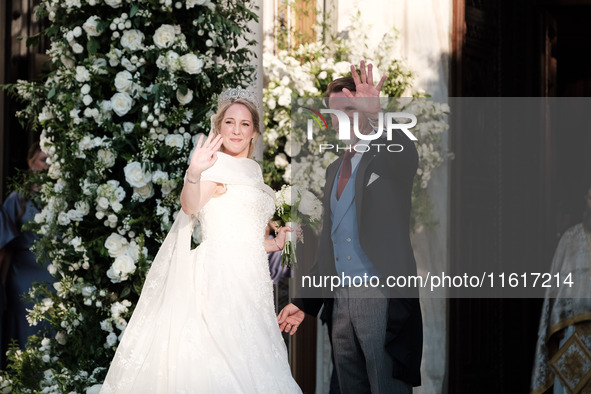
180,133,223,216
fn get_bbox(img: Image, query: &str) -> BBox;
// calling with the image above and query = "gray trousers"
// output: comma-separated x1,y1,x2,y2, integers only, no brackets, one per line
331,287,412,394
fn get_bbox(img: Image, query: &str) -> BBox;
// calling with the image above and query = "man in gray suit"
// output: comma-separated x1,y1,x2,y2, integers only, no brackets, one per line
278,61,422,393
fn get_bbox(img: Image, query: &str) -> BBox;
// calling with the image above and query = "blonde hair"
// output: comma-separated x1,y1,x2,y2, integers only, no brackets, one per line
212,98,260,158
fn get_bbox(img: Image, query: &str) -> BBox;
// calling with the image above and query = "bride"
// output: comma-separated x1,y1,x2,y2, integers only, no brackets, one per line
100,88,302,393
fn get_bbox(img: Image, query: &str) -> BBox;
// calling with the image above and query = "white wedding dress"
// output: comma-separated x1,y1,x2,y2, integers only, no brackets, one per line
101,153,302,393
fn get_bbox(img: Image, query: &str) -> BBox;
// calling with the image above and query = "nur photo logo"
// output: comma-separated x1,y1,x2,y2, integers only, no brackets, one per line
302,107,418,153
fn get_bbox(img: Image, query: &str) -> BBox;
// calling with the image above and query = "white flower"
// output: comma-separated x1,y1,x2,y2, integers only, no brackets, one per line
298,189,322,221
104,0,122,8
97,197,109,210
114,71,133,92
133,183,154,201
55,331,68,345
83,16,102,37
122,122,135,134
274,153,289,169
120,29,145,51
186,0,206,8
110,92,133,116
283,164,292,183
97,149,116,168
161,179,176,196
81,286,96,297
156,55,167,70
67,208,85,222
166,51,181,71
58,212,71,226
176,88,193,105
284,140,301,157
124,162,151,187
179,53,203,74
104,233,129,257
72,43,84,54
165,134,184,149
82,95,93,106
105,332,118,347
278,91,291,107
107,254,136,282
75,66,90,82
153,24,176,49
152,170,169,184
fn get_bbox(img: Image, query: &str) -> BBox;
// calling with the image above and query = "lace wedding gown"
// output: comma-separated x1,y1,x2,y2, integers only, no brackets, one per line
101,153,301,393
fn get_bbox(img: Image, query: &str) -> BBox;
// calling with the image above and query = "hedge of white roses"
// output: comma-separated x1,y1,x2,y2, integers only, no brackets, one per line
3,0,258,391
262,13,450,231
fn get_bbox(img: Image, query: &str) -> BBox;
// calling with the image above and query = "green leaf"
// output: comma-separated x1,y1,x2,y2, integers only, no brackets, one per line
26,34,40,47
47,87,56,99
130,4,139,17
120,286,131,298
87,38,100,53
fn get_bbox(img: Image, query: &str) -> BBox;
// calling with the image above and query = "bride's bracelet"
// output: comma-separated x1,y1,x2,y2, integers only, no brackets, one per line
185,170,200,184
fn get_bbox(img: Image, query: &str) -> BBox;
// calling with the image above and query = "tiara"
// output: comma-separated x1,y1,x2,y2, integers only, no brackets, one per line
217,87,258,108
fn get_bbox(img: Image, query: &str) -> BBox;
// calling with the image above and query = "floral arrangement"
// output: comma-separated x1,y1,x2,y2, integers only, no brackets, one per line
274,184,322,267
262,11,450,232
2,0,258,391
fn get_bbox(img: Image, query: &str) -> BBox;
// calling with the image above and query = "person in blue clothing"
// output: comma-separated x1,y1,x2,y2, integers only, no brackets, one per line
0,142,54,363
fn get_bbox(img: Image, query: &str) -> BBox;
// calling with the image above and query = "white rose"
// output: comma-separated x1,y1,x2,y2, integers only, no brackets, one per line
284,140,301,157
153,24,176,49
97,197,109,210
124,162,151,187
161,179,176,196
104,233,128,257
75,66,90,82
179,53,203,74
120,29,144,51
165,134,184,149
274,153,289,169
108,254,136,282
81,84,91,94
156,55,167,70
82,95,93,106
176,88,193,105
105,332,118,348
104,0,122,8
166,51,180,71
107,214,118,226
55,331,68,345
114,71,133,92
152,170,169,184
298,190,322,221
98,149,116,168
122,122,135,134
110,92,133,116
72,43,84,54
83,16,102,37
58,212,71,226
133,183,154,201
